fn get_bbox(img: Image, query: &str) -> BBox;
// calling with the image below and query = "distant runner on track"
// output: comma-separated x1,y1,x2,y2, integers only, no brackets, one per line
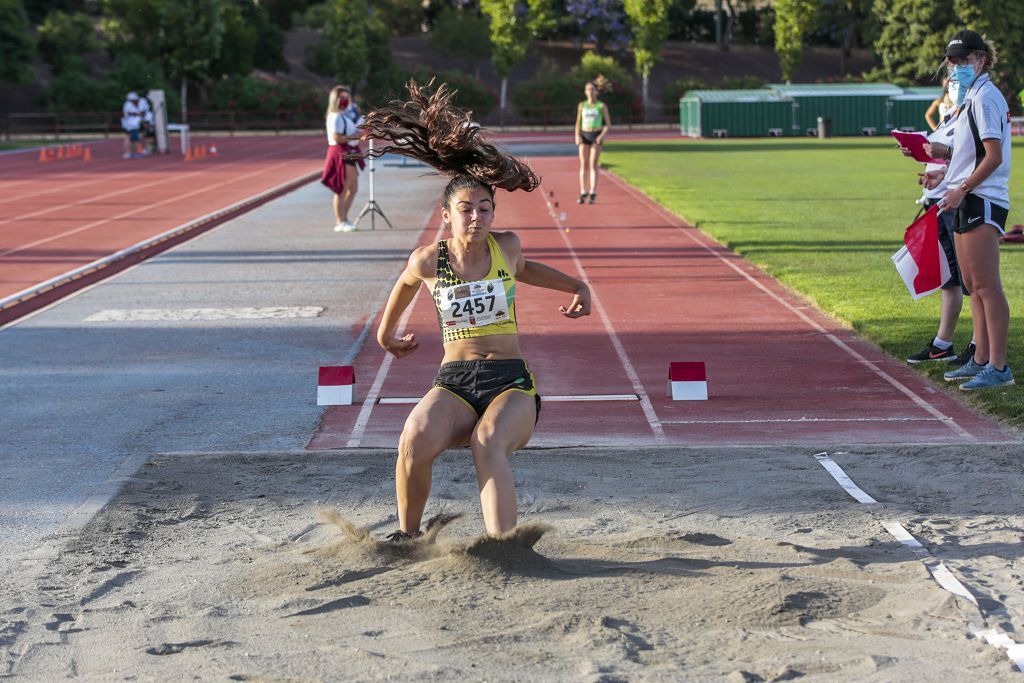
574,79,611,205
361,81,592,540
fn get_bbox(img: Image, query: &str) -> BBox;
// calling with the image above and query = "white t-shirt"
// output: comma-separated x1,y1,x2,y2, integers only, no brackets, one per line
923,115,957,201
121,99,142,131
945,74,1011,208
325,112,357,146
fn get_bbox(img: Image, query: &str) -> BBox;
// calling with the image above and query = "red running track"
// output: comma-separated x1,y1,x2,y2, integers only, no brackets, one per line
309,156,1015,449
0,136,324,311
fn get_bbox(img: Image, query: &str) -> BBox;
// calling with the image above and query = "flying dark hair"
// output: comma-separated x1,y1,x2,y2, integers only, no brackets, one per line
360,80,540,207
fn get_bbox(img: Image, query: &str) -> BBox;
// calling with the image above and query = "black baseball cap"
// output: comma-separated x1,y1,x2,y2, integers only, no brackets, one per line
945,30,986,58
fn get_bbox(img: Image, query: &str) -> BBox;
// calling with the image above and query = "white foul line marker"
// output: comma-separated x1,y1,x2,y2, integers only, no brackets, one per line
541,188,665,443
606,172,973,442
813,452,1024,672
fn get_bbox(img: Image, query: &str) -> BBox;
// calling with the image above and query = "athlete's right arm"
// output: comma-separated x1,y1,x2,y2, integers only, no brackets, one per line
376,248,432,358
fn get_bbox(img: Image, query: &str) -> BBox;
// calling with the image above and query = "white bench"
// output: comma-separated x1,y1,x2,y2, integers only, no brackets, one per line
166,123,190,155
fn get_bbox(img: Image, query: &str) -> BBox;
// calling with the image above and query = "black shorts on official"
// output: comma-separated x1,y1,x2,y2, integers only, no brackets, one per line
924,199,968,294
955,193,1009,235
579,130,600,146
433,359,540,421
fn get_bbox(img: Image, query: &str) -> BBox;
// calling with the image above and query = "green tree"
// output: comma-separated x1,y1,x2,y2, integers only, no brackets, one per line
102,0,225,119
624,0,671,112
954,0,1024,111
430,8,491,76
871,0,955,84
480,0,554,115
773,0,820,82
37,10,100,74
305,0,370,87
0,0,34,84
211,2,258,76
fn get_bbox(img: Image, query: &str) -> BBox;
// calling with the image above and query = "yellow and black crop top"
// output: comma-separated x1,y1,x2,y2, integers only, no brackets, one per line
432,234,518,343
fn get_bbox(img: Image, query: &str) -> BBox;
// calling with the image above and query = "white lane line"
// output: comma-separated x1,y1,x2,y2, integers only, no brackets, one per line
378,393,638,405
84,306,323,322
605,172,974,442
813,451,1024,672
540,188,665,443
345,212,445,448
662,416,947,425
0,154,314,259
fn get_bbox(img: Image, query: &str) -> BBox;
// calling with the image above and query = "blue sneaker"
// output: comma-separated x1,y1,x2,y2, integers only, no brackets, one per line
960,364,1015,391
944,358,985,382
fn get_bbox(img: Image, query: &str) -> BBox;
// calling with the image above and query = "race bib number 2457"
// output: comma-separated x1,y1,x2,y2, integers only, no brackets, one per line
438,278,509,330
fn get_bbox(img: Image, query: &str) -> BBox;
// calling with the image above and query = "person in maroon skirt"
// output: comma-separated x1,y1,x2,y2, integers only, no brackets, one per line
321,86,365,232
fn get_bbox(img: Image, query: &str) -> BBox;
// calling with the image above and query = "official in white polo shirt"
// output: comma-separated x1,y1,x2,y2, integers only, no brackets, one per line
932,30,1015,390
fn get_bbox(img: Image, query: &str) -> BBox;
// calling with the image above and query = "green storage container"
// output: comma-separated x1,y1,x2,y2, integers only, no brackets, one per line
768,83,904,136
678,89,795,138
888,87,944,132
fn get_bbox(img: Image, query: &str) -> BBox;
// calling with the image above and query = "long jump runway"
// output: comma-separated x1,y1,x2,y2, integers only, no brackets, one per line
310,155,1014,449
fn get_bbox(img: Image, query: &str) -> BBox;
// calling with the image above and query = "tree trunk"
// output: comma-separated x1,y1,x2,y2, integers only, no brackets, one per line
715,0,723,50
500,76,507,126
180,77,187,123
642,69,650,122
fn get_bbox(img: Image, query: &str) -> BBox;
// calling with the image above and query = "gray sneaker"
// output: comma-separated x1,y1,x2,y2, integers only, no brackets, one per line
960,364,1015,391
944,357,985,381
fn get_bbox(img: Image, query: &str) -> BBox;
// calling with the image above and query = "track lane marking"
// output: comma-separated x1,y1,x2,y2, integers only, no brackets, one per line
539,186,665,443
0,156,317,260
344,210,445,448
605,171,974,442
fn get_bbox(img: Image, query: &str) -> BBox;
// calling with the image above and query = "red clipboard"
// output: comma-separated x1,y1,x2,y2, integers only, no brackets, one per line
891,130,945,164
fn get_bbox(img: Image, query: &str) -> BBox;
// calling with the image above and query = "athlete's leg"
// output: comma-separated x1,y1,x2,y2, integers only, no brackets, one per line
341,167,359,222
957,226,1008,368
936,287,963,341
396,388,477,533
470,391,536,536
332,192,343,224
589,144,601,194
578,143,589,194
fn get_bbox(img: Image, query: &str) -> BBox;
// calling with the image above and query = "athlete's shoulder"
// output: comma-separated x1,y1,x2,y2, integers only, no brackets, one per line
491,230,521,250
407,242,439,279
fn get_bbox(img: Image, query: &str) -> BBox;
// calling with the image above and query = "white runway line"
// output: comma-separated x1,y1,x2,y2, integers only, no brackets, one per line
540,188,665,443
813,452,1024,672
606,172,974,442
84,306,323,322
378,393,639,405
661,416,947,425
344,212,445,448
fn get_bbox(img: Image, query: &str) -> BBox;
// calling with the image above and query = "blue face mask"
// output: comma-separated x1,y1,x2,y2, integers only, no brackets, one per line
950,64,977,90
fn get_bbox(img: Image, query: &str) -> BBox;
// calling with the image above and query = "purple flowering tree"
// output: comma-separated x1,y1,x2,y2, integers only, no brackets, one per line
565,0,630,53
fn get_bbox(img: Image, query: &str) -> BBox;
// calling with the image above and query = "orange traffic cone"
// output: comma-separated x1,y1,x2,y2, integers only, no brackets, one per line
83,147,92,162
39,148,47,162
47,148,56,161
185,146,193,162
200,145,207,160
57,146,65,160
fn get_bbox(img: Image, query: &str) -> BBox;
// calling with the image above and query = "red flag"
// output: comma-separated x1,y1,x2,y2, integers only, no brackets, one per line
891,205,951,300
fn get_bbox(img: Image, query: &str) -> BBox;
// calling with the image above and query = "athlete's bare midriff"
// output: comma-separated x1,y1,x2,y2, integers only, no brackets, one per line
441,334,523,363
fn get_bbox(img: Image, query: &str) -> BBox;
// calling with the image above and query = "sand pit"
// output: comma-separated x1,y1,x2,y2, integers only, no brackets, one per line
2,445,1022,680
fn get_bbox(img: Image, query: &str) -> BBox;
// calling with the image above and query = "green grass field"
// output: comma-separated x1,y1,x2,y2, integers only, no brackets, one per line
606,137,1024,427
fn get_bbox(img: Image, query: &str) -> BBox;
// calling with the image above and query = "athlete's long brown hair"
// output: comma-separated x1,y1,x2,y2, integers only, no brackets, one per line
360,80,539,206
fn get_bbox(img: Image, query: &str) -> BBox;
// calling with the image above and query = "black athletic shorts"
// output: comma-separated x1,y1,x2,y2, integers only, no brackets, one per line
954,193,1008,235
433,359,540,421
579,130,600,146
924,199,968,294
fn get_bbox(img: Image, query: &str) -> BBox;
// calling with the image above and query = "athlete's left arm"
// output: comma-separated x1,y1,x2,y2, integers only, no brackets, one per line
504,233,591,318
598,101,610,143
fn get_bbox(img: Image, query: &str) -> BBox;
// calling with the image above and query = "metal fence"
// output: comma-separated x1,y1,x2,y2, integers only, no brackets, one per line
2,104,678,139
